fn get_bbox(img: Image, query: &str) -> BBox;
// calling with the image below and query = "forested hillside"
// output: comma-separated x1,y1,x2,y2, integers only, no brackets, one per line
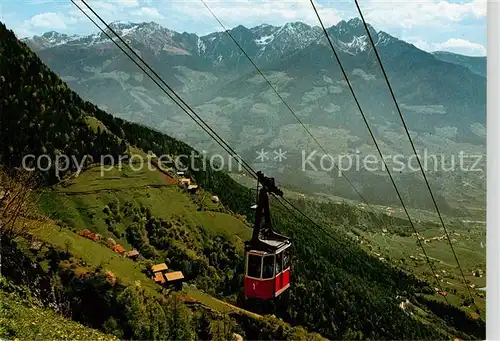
0,21,485,340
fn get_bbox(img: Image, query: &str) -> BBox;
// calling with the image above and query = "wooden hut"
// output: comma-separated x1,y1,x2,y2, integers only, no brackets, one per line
187,184,199,194
126,249,140,260
111,244,125,254
151,263,168,273
165,271,185,290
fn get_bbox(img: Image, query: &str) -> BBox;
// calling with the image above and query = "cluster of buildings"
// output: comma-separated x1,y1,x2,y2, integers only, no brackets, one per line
178,174,199,194
150,159,223,205
78,229,140,260
151,262,184,290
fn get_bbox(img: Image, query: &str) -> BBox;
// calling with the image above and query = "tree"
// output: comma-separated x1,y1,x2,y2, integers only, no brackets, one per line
145,300,168,340
116,285,148,339
0,168,45,241
195,311,212,341
209,315,234,341
165,293,195,340
103,317,124,339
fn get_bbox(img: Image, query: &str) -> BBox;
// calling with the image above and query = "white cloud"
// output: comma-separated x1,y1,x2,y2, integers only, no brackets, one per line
410,37,486,56
118,0,139,8
132,7,162,19
363,0,486,29
27,12,68,29
68,0,120,27
439,38,486,55
69,0,117,17
29,0,59,4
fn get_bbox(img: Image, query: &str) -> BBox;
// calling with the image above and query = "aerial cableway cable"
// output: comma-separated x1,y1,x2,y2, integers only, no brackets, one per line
71,0,344,251
72,0,258,181
73,0,420,285
309,0,448,300
352,0,478,311
201,0,419,263
200,0,369,206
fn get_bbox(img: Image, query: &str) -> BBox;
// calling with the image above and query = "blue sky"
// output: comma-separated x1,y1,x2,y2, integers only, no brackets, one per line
0,0,487,56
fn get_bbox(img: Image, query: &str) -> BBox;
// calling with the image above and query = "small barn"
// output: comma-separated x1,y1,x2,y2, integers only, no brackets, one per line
470,313,480,320
126,249,140,260
79,229,102,241
179,178,191,187
153,271,166,285
152,263,168,285
111,244,125,254
165,271,185,290
187,184,199,194
151,263,168,273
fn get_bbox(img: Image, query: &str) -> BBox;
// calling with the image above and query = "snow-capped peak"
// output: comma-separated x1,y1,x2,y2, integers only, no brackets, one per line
347,17,363,28
376,31,396,46
42,31,81,44
21,31,81,50
256,23,272,28
108,20,135,30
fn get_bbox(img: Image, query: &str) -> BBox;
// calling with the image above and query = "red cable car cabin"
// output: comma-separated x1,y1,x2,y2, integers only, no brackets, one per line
244,239,291,300
243,171,292,300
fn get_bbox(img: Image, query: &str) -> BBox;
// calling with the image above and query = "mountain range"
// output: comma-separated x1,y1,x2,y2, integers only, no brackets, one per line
21,18,487,215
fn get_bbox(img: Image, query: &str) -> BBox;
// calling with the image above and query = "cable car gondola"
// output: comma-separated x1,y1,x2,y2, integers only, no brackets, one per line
244,171,292,300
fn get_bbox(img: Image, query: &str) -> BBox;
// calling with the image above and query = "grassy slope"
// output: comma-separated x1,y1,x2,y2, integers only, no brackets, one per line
29,218,256,314
0,288,118,340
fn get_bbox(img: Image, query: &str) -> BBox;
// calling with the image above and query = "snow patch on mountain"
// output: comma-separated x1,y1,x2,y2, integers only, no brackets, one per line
44,31,81,45
347,36,367,51
121,25,138,37
255,34,274,46
376,31,396,46
197,37,206,54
